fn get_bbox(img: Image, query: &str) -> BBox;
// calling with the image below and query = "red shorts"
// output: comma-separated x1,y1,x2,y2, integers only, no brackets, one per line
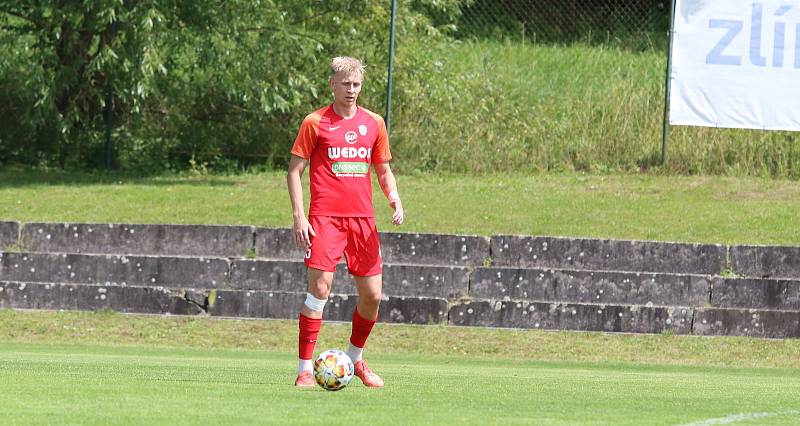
305,215,383,277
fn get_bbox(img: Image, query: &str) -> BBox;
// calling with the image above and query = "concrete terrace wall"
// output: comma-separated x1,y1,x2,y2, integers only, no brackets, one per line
1,221,799,338
491,235,726,274
730,245,800,279
21,222,254,258
0,221,20,249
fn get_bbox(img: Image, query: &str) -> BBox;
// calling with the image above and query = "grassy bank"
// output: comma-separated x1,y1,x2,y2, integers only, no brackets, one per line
392,40,800,177
1,169,799,245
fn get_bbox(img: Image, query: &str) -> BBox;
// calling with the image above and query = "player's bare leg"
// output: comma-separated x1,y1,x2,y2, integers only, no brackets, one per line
349,274,384,387
295,268,333,387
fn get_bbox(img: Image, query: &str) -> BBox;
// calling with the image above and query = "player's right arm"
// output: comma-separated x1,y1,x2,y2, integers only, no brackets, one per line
287,154,315,249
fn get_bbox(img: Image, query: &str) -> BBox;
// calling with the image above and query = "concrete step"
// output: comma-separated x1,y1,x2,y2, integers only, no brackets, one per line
712,277,800,310
730,245,800,280
3,279,798,337
254,227,489,267
450,299,800,338
473,267,800,314
491,235,727,275
0,280,204,315
472,267,711,307
14,221,488,267
230,259,469,299
0,251,228,289
0,252,469,299
8,221,800,280
693,307,800,338
0,280,447,325
450,299,693,334
5,252,800,312
21,222,254,258
0,221,19,249
209,290,447,324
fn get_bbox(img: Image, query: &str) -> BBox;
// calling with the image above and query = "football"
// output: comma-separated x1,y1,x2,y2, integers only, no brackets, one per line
313,349,354,391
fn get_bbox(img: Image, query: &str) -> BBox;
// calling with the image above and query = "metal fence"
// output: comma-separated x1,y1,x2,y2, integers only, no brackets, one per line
381,0,677,172
453,0,671,43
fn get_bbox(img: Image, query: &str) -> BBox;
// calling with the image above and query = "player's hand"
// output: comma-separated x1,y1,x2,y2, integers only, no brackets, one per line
390,199,404,226
293,216,316,249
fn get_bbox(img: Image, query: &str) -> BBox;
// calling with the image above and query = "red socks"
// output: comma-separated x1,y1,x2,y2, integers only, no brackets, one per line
298,313,322,360
349,308,377,349
299,309,376,360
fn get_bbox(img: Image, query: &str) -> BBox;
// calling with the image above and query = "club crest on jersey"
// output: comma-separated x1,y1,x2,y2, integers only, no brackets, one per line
345,131,358,144
358,125,368,136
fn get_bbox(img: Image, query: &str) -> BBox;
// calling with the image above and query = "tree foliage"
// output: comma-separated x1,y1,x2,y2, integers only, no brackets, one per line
0,0,461,171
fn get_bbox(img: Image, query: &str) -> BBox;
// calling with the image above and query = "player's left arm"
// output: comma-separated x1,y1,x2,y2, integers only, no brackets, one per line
374,162,403,225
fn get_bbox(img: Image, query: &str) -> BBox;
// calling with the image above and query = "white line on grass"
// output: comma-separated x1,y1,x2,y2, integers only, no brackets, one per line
677,410,800,426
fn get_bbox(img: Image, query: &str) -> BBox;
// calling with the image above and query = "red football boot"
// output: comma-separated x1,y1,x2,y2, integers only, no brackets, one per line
353,360,384,387
294,370,315,388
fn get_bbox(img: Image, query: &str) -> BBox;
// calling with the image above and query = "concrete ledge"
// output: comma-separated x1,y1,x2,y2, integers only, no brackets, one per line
209,290,447,324
0,281,203,315
712,278,800,310
253,227,301,260
21,222,254,258
230,259,469,299
381,263,470,299
694,308,800,338
1,221,20,249
730,245,800,279
471,267,711,307
491,235,726,275
379,232,489,267
449,300,693,334
0,252,228,289
230,259,310,291
254,228,490,266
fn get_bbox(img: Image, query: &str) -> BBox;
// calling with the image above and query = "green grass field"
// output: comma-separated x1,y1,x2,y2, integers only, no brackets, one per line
3,343,800,425
1,311,800,425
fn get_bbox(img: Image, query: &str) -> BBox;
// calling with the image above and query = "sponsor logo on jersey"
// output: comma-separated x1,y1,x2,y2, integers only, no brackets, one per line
358,125,368,136
345,131,358,144
328,146,372,160
332,162,369,174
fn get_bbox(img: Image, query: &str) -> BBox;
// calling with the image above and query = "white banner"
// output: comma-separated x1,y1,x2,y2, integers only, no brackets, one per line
669,0,800,131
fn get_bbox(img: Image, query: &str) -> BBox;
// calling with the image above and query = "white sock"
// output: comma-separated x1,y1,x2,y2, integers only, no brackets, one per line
348,343,363,363
298,359,313,374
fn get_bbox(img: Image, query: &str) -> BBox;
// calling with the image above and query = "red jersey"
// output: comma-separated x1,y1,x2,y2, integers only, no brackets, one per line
291,104,392,217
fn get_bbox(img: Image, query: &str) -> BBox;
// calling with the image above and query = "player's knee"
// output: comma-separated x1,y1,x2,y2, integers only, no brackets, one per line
361,290,382,308
308,275,332,299
308,283,330,300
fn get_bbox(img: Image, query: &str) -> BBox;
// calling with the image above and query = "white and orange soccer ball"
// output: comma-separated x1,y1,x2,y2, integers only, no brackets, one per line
313,349,354,391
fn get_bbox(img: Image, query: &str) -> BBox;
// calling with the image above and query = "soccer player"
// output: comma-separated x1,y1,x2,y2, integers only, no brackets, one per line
287,56,404,388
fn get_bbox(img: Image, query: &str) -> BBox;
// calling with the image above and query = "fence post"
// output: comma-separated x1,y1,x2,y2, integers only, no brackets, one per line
661,0,678,165
385,0,398,135
104,83,113,170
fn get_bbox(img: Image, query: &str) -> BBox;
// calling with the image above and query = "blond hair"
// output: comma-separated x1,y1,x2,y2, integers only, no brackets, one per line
329,56,365,79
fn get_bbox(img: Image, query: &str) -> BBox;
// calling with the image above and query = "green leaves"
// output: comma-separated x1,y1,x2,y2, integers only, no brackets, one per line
0,0,463,170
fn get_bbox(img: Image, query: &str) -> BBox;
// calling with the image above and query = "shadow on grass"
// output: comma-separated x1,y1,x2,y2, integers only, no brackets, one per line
0,168,240,188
